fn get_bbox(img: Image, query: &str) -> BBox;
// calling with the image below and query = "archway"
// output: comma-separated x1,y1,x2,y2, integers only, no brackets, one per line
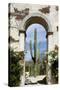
25,23,47,78
20,13,53,52
19,13,53,85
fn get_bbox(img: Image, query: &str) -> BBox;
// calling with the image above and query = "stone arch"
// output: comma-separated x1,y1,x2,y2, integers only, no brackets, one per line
19,12,53,51
19,12,53,85
20,12,52,33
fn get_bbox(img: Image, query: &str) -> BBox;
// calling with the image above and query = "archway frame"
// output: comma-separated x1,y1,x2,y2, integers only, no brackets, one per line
20,12,52,32
19,12,53,85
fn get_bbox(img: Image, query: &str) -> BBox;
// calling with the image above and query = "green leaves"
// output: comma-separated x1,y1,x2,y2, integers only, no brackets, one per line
48,50,58,64
29,29,37,63
47,46,58,83
9,49,23,86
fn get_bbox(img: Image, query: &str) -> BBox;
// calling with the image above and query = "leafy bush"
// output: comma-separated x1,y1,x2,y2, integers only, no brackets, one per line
48,45,58,83
8,49,23,86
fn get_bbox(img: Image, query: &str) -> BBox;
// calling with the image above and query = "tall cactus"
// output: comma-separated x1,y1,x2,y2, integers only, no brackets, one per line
30,28,37,63
30,29,37,76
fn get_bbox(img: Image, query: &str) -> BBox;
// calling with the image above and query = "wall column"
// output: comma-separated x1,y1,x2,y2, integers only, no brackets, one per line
46,32,53,84
19,30,25,86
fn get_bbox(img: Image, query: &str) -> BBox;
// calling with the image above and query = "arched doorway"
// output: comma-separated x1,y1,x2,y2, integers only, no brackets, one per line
25,23,47,84
19,13,53,85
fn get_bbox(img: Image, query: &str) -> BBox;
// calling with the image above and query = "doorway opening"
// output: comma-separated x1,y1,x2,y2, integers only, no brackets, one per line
24,23,48,85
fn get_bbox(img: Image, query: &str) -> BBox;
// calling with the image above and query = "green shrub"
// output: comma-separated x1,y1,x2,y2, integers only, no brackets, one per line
8,49,23,86
48,45,58,83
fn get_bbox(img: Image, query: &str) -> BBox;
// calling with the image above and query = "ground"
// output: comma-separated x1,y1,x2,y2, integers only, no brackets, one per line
25,75,46,86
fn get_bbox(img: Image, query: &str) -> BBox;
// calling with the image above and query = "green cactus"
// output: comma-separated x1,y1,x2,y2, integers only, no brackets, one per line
30,29,37,76
30,29,37,63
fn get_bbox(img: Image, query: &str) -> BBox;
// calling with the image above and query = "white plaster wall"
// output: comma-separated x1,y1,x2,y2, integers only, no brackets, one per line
10,28,19,40
48,35,54,51
53,30,59,47
19,33,25,51
9,4,59,52
10,42,20,52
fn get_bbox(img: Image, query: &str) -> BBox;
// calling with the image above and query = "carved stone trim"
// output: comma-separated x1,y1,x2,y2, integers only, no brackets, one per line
55,6,59,11
9,8,29,20
46,32,53,38
9,36,19,43
39,6,50,14
19,30,26,37
56,26,58,32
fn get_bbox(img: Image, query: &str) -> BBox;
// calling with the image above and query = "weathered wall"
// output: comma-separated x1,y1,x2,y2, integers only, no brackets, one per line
9,4,59,85
9,4,59,52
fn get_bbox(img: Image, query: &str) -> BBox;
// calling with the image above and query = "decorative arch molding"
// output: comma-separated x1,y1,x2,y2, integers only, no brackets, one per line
20,12,52,33
19,12,54,85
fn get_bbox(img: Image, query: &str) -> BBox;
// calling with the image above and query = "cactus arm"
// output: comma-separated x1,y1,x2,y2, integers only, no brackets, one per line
30,40,33,58
30,40,35,63
29,29,37,64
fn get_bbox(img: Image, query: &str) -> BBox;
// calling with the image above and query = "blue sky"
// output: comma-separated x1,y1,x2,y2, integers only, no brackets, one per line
25,23,47,61
26,23,46,43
